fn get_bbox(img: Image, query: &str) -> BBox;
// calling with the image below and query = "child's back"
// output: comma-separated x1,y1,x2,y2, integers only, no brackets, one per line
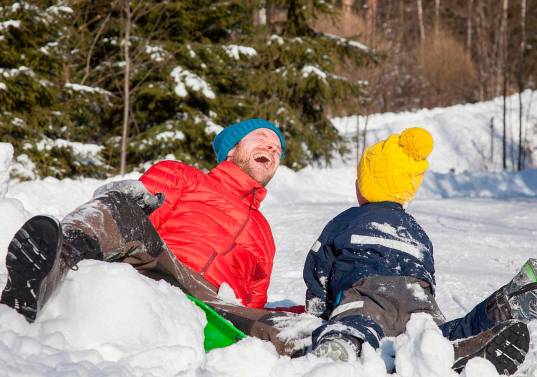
304,201,435,318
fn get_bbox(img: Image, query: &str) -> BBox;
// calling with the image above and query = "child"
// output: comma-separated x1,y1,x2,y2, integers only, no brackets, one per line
303,127,534,374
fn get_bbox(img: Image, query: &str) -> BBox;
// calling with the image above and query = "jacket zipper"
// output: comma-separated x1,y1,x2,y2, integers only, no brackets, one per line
200,188,257,276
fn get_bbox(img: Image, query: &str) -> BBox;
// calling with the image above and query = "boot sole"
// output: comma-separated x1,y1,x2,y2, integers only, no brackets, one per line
453,320,529,375
0,215,62,323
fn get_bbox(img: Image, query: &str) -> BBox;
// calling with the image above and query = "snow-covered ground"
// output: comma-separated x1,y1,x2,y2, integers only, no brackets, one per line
0,93,537,376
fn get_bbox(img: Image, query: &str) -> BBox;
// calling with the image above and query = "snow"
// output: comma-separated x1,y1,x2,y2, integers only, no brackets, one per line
145,45,167,62
1,94,537,375
223,45,257,60
34,138,105,168
0,20,21,31
217,283,243,306
269,35,284,45
0,82,6,91
170,66,216,99
394,314,457,377
302,65,328,80
323,33,371,52
155,130,185,142
0,66,34,78
331,90,537,173
64,82,112,96
46,5,73,15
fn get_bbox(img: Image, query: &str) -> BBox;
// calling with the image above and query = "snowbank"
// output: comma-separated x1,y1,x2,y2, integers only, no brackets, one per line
0,143,28,262
332,90,537,173
266,165,537,206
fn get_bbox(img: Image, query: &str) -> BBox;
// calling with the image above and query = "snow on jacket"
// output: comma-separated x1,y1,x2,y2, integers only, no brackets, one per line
303,201,435,318
139,160,275,308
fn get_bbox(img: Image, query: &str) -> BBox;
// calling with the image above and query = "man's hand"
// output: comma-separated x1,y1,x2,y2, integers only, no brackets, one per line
93,180,165,215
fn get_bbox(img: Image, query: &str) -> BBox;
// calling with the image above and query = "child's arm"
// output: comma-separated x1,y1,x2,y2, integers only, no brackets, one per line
303,235,335,319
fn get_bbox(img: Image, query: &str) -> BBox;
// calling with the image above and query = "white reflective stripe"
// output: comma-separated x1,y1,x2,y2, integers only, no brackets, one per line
329,301,364,318
350,234,422,260
311,240,321,253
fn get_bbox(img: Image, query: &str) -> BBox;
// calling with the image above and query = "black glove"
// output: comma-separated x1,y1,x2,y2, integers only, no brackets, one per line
93,179,165,215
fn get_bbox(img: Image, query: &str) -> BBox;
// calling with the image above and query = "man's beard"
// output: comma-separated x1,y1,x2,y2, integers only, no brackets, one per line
230,151,275,186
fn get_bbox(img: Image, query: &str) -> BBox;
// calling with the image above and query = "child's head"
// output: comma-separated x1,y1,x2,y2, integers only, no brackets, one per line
356,127,434,205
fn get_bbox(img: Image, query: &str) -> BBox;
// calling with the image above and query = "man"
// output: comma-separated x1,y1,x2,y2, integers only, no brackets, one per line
1,118,292,333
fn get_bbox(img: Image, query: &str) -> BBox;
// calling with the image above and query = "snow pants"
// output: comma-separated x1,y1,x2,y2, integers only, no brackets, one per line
312,275,510,350
58,191,301,356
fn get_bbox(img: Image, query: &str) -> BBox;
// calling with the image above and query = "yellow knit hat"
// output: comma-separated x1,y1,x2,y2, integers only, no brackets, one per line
357,127,434,204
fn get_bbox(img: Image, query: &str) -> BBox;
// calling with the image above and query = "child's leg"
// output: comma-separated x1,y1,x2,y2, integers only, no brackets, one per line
312,276,443,361
441,258,537,341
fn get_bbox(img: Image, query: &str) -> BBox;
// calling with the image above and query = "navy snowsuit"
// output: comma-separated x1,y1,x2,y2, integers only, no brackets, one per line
304,201,498,349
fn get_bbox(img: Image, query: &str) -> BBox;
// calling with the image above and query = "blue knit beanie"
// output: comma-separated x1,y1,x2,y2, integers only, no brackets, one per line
212,118,286,163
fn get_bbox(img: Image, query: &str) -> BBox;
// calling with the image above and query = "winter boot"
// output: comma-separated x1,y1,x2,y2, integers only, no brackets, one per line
502,259,537,322
312,334,363,362
0,215,63,323
452,319,529,375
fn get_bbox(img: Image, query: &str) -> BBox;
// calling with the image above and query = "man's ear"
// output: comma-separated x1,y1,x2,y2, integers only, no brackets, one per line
226,146,237,160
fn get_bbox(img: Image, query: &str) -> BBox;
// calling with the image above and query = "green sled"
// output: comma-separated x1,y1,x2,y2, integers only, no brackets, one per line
187,295,247,351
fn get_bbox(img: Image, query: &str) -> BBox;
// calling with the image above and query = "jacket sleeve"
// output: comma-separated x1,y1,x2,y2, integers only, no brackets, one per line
303,228,335,319
139,160,193,230
246,262,271,309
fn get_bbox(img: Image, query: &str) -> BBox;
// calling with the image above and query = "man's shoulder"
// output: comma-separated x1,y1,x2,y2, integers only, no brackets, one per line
143,160,204,178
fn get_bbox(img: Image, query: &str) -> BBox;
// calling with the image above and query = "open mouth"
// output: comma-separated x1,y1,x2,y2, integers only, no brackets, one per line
253,153,272,167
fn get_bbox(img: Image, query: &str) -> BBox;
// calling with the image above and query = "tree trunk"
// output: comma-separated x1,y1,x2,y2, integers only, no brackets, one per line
434,0,440,37
366,0,378,45
518,0,526,171
120,0,131,176
501,0,509,170
466,0,473,53
417,0,425,43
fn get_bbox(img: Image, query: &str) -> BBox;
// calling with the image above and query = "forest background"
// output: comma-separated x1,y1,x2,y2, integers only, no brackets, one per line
0,0,535,179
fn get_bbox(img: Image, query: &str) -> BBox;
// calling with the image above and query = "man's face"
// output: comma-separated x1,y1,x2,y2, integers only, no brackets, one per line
227,128,282,186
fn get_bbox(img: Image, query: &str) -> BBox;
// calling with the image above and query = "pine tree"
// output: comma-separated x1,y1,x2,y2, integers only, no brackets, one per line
1,0,374,178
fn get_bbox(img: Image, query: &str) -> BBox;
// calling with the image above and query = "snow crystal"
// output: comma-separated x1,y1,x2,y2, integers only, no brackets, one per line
302,65,327,80
187,44,196,58
0,20,21,31
38,41,59,55
323,33,371,52
0,66,34,78
64,82,112,96
269,34,284,45
223,45,257,60
46,5,73,15
145,45,166,62
170,66,215,99
205,121,223,135
155,130,185,142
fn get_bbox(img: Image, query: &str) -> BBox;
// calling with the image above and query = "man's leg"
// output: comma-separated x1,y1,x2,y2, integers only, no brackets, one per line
0,190,166,322
1,215,63,322
122,246,301,356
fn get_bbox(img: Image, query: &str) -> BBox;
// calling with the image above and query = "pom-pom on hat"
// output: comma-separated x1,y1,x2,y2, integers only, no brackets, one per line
212,118,286,163
357,127,434,204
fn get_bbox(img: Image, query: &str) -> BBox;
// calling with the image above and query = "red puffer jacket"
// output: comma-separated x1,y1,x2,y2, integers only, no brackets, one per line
139,160,275,308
